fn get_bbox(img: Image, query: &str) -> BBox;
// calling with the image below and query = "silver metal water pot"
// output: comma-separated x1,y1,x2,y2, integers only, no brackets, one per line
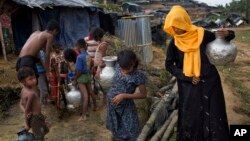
66,83,82,109
206,37,237,66
99,56,117,90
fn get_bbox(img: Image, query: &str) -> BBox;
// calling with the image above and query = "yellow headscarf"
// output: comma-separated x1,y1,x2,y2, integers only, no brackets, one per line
163,5,204,77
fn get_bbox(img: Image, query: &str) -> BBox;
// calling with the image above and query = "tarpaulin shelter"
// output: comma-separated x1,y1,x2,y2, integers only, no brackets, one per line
8,0,101,52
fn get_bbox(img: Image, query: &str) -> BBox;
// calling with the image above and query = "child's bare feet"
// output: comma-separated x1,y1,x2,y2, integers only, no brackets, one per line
78,115,87,121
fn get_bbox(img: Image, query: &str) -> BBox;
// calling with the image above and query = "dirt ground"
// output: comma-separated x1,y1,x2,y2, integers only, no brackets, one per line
220,39,250,124
0,27,250,140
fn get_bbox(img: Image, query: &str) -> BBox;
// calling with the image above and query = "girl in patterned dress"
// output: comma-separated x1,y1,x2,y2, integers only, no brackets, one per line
106,49,147,141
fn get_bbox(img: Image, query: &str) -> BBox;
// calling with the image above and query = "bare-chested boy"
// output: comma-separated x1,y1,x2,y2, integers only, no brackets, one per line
18,67,49,140
16,20,59,80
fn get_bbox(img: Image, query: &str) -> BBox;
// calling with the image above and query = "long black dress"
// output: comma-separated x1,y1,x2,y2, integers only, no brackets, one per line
165,30,235,141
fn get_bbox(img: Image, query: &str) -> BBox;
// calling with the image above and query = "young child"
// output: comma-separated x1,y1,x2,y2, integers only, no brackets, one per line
106,49,147,141
50,43,68,108
92,27,112,108
36,49,49,105
73,39,97,120
17,67,49,140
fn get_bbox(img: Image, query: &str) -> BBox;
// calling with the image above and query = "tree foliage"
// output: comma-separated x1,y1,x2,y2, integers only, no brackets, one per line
225,0,247,14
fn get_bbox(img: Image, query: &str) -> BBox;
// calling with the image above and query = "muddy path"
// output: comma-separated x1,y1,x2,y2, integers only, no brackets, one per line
0,101,112,141
0,54,112,140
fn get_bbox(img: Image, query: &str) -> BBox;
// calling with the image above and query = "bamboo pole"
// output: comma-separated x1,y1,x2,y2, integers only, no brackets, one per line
150,110,178,141
137,78,177,141
160,114,178,141
0,22,7,61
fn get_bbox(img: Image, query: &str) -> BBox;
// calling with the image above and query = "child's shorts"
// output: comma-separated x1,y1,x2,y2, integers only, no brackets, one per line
30,113,49,140
77,74,91,84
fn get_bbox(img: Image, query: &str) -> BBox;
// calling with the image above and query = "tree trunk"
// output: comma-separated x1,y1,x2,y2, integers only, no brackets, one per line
0,23,7,61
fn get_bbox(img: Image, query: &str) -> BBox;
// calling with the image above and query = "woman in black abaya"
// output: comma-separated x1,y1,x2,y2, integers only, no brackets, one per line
164,5,235,141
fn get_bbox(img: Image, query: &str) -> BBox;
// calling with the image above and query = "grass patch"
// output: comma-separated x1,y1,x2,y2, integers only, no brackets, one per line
222,65,250,116
234,29,250,45
233,106,250,118
225,77,250,103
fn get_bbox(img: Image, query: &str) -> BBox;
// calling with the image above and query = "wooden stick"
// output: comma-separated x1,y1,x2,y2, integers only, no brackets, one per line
137,78,177,141
160,114,178,141
0,22,7,61
159,85,172,94
150,110,178,141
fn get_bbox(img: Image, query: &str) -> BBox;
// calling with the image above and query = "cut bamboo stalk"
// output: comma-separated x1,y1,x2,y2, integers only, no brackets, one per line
159,85,172,93
160,114,178,141
0,22,7,61
137,78,177,141
149,110,178,141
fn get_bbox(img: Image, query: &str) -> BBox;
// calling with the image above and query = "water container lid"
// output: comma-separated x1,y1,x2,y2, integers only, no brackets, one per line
102,56,117,61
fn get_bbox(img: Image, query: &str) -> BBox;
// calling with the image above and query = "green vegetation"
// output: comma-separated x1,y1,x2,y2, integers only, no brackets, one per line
96,3,122,13
169,131,177,141
234,29,250,45
219,28,250,116
225,0,247,14
222,65,250,117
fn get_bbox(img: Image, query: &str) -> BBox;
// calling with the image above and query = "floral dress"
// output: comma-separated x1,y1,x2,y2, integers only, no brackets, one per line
106,65,146,141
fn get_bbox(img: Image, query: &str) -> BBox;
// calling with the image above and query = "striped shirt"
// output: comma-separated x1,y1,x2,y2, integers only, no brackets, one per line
84,36,98,58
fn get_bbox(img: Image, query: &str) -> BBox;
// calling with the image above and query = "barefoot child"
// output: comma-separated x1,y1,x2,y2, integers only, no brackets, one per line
73,39,97,120
18,67,49,140
92,27,112,109
106,49,147,141
50,43,68,108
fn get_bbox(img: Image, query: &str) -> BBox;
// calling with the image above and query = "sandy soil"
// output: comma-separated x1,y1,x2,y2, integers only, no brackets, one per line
0,29,250,140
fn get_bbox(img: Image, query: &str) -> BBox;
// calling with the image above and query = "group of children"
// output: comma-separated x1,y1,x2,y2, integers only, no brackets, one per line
17,25,148,141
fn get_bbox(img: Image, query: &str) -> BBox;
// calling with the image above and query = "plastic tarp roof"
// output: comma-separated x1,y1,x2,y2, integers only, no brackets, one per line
11,0,95,8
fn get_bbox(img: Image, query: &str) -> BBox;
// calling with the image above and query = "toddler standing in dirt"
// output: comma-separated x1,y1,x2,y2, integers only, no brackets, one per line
18,67,49,140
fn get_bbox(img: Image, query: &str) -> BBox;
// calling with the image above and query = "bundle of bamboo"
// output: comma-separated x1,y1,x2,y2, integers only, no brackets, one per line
137,76,178,141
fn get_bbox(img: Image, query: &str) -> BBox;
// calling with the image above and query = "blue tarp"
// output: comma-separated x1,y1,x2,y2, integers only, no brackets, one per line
58,8,90,48
12,7,100,51
11,7,33,53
